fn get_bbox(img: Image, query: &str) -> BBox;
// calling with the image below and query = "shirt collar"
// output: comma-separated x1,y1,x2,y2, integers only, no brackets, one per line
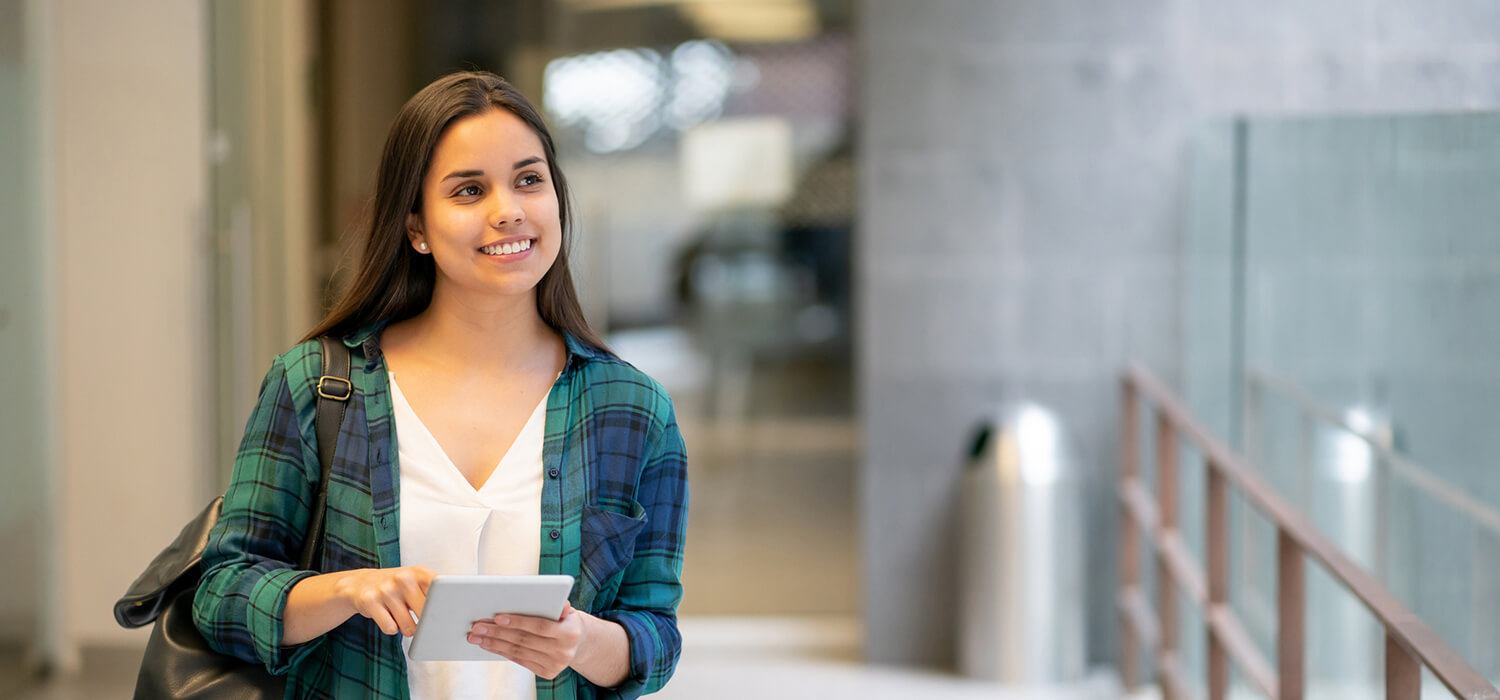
339,319,603,370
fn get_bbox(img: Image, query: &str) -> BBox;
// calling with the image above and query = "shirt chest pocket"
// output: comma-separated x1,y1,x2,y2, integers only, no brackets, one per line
576,499,647,612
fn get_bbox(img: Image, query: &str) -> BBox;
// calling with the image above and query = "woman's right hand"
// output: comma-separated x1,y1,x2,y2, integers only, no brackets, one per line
332,565,436,637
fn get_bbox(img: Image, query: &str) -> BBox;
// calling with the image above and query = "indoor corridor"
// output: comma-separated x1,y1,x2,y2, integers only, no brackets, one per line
5,0,1500,698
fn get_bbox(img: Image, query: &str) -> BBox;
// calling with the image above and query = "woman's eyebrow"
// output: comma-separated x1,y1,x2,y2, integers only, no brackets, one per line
440,169,485,182
439,157,542,182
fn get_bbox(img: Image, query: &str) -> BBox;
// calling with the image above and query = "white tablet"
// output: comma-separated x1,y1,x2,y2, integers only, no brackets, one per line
406,575,575,662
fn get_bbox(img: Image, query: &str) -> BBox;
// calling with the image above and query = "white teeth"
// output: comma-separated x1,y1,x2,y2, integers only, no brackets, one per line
480,239,532,256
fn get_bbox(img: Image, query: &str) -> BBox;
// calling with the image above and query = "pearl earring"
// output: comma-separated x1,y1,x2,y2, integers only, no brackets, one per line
419,242,428,251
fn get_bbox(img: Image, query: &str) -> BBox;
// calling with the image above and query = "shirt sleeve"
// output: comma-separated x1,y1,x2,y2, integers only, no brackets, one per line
192,355,328,675
593,401,690,698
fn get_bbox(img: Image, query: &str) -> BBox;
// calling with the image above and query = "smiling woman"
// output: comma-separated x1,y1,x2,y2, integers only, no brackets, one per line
189,71,689,700
304,72,603,354
415,112,558,297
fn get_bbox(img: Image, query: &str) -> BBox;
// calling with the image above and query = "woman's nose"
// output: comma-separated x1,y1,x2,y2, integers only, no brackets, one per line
490,193,525,228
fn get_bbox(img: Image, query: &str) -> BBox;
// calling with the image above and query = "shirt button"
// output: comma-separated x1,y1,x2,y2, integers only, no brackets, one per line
549,529,560,540
547,467,559,479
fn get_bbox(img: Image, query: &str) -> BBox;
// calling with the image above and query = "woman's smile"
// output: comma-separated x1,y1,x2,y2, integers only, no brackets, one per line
477,236,536,263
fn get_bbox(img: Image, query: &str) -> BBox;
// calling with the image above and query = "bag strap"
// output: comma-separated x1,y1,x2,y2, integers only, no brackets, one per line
299,336,353,571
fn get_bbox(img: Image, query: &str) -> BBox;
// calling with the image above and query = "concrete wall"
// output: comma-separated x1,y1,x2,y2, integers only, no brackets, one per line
858,0,1500,669
38,0,212,657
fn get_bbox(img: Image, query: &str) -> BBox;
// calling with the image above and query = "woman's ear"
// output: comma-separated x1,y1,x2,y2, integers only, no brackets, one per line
406,213,428,253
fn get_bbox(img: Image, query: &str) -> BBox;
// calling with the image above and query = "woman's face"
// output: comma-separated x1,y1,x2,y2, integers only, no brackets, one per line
408,108,562,303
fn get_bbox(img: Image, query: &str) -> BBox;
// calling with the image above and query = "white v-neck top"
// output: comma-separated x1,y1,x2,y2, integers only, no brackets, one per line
389,370,547,700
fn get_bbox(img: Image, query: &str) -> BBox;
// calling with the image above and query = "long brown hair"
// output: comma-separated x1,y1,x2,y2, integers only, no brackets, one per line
302,71,609,354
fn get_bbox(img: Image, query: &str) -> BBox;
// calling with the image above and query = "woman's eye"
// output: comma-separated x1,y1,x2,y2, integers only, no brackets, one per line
518,174,544,188
456,184,482,197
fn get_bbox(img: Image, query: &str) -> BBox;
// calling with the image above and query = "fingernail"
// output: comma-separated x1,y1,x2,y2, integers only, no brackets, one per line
499,616,510,626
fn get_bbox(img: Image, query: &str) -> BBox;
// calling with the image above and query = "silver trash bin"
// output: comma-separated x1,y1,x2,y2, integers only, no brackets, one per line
959,403,1087,683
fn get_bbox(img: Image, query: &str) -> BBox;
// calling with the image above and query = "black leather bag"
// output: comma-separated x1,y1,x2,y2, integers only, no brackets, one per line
114,337,353,699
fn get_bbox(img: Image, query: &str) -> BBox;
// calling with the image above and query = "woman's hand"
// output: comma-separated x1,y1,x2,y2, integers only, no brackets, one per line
332,565,436,637
467,601,589,680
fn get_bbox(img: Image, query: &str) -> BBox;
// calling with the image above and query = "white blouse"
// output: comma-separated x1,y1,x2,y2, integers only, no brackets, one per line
389,370,549,700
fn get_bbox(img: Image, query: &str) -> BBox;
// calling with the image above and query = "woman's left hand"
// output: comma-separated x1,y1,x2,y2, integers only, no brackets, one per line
468,601,588,679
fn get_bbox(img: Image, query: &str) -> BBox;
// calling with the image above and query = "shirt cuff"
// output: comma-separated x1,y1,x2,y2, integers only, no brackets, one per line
248,567,324,675
594,609,662,698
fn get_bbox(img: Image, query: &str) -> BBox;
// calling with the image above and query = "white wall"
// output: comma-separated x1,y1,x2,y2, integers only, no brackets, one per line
41,0,211,657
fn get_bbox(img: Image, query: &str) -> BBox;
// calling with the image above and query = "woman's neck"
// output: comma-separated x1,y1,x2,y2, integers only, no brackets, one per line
393,284,562,375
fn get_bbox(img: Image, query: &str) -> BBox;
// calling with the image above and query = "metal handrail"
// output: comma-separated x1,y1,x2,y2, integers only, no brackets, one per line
1117,365,1500,700
1246,367,1500,536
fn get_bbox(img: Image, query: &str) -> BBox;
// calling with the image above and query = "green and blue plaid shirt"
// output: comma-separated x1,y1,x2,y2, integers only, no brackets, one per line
193,322,688,698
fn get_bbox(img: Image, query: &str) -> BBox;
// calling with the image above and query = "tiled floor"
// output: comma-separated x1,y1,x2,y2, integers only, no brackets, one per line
659,617,1124,699
657,657,1124,699
6,637,1129,699
9,647,143,700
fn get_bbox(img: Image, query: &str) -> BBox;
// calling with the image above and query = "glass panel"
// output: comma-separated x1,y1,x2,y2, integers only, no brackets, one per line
1182,118,1241,445
1306,562,1382,697
1229,491,1278,669
0,0,43,685
1187,112,1500,689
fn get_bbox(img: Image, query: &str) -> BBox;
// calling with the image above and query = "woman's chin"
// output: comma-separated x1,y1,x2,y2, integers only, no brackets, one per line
479,275,546,300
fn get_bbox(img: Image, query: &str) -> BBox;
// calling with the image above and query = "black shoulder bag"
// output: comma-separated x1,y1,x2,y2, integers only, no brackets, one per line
113,337,353,699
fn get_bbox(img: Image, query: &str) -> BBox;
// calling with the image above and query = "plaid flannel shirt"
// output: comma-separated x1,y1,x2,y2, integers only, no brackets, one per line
193,321,688,698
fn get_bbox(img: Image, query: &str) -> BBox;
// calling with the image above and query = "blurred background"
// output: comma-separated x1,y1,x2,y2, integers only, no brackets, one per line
2,0,1500,698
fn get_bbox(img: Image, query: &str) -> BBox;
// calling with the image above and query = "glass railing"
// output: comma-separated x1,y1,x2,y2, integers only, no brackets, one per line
1182,112,1500,696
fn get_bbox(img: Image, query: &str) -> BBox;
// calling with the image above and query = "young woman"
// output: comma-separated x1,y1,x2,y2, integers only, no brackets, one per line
192,71,688,699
